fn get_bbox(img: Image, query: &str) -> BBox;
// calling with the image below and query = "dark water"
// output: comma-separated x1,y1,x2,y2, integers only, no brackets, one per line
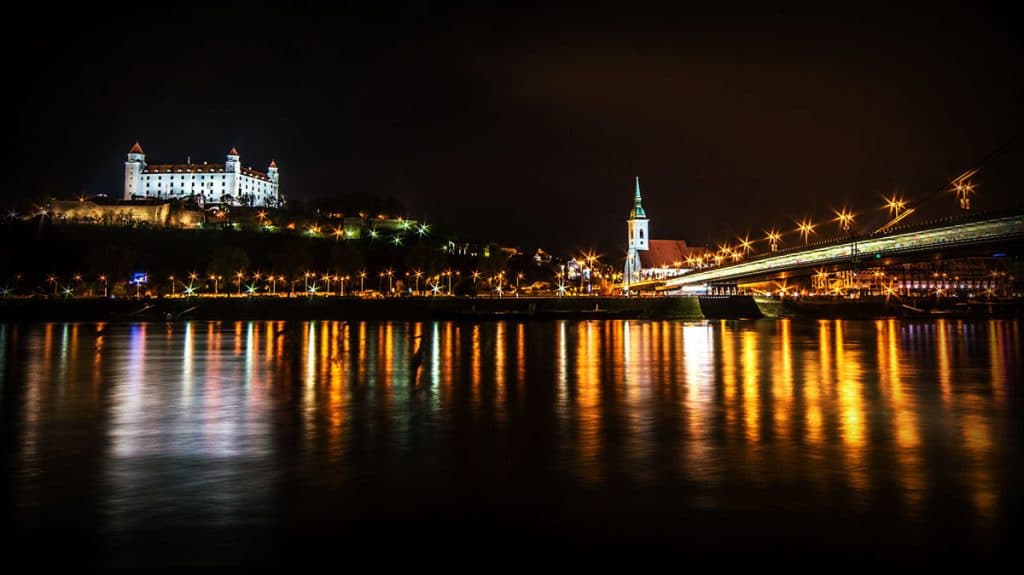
2,319,1021,568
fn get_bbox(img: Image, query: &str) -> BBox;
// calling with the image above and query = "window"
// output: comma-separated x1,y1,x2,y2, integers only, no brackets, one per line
639,229,644,239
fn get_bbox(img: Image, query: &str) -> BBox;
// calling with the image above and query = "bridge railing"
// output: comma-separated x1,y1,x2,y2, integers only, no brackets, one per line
679,230,1024,284
685,206,1024,274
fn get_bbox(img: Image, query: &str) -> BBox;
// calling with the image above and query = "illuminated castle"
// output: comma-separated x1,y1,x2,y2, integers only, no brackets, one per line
124,142,281,207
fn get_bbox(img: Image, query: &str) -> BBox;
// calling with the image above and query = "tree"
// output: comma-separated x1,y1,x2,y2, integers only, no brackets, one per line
85,244,136,281
269,244,312,277
329,242,365,275
206,246,250,278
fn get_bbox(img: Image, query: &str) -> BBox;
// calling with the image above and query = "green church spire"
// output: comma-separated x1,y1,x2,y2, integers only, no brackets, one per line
629,176,647,219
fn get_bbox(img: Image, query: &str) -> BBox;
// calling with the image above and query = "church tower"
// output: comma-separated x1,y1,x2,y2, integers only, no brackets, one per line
624,176,649,289
124,141,146,200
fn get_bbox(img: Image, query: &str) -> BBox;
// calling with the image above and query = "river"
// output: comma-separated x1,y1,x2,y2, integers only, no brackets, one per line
2,319,1020,567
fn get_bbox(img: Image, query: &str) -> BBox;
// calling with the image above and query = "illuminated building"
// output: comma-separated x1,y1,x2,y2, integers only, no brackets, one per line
124,142,281,207
623,177,706,288
624,177,648,287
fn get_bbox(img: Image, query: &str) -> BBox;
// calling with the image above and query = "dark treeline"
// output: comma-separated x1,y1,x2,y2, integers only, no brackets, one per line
1,220,559,296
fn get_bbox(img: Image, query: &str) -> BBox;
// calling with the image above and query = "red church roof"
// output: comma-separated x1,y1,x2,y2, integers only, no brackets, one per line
129,141,144,154
639,240,708,269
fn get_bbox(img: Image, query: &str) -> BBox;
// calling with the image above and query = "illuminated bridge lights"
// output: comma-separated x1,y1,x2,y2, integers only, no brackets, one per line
665,214,1024,288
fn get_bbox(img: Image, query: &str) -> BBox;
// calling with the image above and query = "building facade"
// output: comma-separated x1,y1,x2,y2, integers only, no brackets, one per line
124,142,281,207
624,177,649,287
623,177,707,290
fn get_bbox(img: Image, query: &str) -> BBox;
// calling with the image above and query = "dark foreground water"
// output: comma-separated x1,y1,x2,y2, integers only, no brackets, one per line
2,319,1021,568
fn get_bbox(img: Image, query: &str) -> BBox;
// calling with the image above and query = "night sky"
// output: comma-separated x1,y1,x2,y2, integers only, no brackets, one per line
6,3,1021,258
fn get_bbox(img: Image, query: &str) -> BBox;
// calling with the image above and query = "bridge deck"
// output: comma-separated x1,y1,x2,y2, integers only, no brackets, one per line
665,213,1024,287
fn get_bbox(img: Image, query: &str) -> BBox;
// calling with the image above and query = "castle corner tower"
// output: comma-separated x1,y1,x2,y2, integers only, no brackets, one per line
124,141,146,200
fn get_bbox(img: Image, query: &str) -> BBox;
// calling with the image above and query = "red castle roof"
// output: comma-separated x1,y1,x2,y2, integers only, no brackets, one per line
228,147,239,156
129,141,144,154
269,159,278,168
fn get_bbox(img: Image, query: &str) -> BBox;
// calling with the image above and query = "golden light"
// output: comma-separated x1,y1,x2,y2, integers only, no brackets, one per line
948,168,979,210
834,208,855,231
796,219,815,244
738,235,753,254
883,193,906,217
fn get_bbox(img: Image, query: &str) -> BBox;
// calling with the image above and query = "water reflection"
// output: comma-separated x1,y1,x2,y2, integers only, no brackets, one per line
3,319,1019,559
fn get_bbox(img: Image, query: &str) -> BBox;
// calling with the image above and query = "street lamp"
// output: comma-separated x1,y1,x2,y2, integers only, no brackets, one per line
169,275,176,296
834,208,855,233
884,194,906,219
949,168,978,211
359,270,366,293
99,275,108,298
796,220,815,245
235,271,245,296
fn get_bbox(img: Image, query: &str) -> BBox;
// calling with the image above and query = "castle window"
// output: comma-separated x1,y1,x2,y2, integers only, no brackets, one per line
639,229,644,239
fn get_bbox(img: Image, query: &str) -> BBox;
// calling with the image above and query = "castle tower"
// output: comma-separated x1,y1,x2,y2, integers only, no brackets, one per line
124,141,146,200
225,147,241,202
268,159,280,207
624,176,649,289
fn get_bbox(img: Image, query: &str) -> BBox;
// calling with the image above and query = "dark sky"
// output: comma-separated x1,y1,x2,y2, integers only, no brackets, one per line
5,2,1022,259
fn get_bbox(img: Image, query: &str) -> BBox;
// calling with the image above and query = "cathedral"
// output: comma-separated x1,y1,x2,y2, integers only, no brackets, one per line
124,142,281,208
624,177,707,289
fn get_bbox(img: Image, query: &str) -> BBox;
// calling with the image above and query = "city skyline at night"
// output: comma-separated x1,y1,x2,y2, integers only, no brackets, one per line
4,3,1021,256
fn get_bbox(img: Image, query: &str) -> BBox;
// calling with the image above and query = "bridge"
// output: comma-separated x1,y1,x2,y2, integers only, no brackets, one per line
660,209,1024,290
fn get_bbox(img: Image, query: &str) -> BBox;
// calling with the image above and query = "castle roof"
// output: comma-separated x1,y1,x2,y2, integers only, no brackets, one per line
228,147,239,156
129,141,145,154
639,240,707,269
144,163,225,174
140,163,273,182
269,159,278,168
241,167,271,181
